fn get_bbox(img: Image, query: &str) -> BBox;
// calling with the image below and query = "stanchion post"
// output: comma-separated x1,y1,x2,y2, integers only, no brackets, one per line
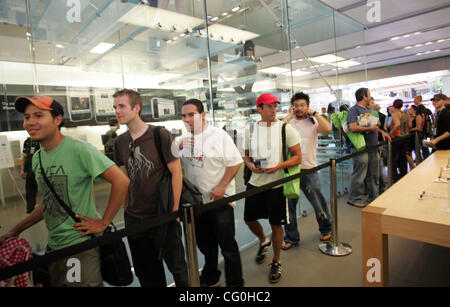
319,158,352,256
387,141,393,187
182,203,200,287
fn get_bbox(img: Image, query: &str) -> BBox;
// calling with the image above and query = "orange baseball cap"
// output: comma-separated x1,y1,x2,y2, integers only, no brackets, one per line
15,96,64,116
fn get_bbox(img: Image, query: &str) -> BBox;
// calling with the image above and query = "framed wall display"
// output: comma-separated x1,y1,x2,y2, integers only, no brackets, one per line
93,88,117,124
151,97,175,119
67,87,93,122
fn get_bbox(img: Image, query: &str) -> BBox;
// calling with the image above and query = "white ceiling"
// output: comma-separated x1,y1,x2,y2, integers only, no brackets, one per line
0,0,449,88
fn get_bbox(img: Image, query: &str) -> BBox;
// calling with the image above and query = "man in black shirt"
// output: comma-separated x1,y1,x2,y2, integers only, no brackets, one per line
429,94,450,150
20,137,40,213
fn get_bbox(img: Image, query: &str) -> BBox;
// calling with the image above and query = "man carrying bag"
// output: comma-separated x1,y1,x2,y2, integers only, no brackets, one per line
0,96,129,287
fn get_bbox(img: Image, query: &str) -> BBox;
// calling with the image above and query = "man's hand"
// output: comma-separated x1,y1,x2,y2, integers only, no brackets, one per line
179,137,193,150
210,184,226,201
381,131,392,142
262,163,281,174
73,215,108,238
248,163,264,174
0,231,18,247
368,124,378,132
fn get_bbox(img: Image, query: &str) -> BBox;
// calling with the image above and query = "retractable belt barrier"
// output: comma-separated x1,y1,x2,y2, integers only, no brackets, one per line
0,132,419,282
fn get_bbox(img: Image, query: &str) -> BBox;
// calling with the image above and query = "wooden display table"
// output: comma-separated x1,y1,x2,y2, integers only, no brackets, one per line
362,150,450,286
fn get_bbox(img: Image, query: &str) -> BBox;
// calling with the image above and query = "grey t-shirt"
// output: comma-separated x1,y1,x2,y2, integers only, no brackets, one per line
347,104,378,152
114,125,177,218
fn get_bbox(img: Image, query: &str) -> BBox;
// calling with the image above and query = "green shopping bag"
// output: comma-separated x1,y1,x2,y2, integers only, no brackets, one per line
282,123,301,199
331,111,366,151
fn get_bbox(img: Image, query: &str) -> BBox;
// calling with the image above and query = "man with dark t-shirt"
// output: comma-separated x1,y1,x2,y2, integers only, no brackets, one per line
429,94,450,150
113,89,188,287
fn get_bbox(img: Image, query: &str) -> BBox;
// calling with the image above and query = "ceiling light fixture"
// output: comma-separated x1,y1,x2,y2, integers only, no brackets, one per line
56,44,64,48
211,16,219,22
390,36,400,41
221,12,228,16
259,67,290,74
90,42,115,54
231,6,241,12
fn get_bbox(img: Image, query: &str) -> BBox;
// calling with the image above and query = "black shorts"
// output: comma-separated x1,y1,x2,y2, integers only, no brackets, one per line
244,184,287,226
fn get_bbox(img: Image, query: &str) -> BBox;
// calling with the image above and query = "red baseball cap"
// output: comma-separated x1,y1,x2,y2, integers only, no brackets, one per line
256,93,279,107
15,96,64,116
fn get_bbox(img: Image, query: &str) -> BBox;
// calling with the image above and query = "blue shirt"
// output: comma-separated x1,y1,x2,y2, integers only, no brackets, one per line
347,104,379,152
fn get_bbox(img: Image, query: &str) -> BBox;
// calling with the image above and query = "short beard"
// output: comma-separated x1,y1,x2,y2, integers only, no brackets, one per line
294,112,307,120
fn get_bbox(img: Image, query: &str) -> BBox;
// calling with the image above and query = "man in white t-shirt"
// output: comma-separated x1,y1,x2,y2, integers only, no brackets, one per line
243,93,301,284
282,92,333,248
177,99,244,287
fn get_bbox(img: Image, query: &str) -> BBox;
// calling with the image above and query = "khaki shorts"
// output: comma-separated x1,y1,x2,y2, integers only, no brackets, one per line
48,247,103,287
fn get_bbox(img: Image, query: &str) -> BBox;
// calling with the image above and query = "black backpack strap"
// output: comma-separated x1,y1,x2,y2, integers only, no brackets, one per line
154,126,168,170
38,151,81,223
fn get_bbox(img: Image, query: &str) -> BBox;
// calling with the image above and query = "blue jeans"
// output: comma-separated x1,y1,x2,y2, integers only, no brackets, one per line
284,172,332,244
348,149,380,204
124,212,189,287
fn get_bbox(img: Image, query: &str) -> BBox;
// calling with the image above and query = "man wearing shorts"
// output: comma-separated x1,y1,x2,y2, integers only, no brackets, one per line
243,93,301,283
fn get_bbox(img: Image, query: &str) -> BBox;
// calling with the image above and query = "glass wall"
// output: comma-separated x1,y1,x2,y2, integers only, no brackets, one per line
0,0,368,268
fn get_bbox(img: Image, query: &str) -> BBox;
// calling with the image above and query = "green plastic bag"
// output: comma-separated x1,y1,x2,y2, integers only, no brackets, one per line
282,123,301,199
330,111,366,151
283,151,301,199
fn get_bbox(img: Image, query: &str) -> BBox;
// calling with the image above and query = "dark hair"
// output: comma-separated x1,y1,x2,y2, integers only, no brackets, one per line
290,92,309,106
409,105,420,114
355,88,369,102
393,99,403,109
183,99,204,113
113,89,143,115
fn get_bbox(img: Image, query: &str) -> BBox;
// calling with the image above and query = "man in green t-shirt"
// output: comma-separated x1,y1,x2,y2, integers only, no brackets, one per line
0,96,129,287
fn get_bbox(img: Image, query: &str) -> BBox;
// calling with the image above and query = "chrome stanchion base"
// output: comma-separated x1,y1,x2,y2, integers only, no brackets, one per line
318,241,352,256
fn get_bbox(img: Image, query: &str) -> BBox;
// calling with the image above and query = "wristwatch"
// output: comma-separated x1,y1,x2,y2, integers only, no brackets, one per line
312,111,317,116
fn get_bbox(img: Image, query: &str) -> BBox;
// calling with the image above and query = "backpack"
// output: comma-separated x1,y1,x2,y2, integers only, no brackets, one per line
0,238,33,287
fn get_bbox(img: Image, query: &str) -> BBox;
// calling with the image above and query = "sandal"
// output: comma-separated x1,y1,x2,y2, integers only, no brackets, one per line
320,234,331,241
282,242,297,250
347,201,367,208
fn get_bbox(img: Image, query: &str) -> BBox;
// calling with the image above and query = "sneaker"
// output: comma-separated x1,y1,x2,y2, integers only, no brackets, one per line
200,280,220,287
268,261,282,283
255,239,271,264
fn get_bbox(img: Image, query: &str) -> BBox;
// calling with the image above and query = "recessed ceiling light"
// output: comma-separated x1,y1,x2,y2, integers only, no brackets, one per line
402,34,411,38
425,42,433,45
221,12,228,16
404,46,412,49
416,53,423,55
310,54,345,64
282,70,311,77
231,6,240,12
259,67,290,74
90,42,114,54
437,39,445,43
390,36,400,41
211,16,219,22
433,49,440,52
56,44,64,48
335,60,361,68
414,32,422,35
415,44,423,47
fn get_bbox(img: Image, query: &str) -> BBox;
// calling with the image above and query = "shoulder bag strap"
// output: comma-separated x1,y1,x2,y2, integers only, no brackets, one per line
153,126,168,171
38,151,81,223
282,123,288,174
